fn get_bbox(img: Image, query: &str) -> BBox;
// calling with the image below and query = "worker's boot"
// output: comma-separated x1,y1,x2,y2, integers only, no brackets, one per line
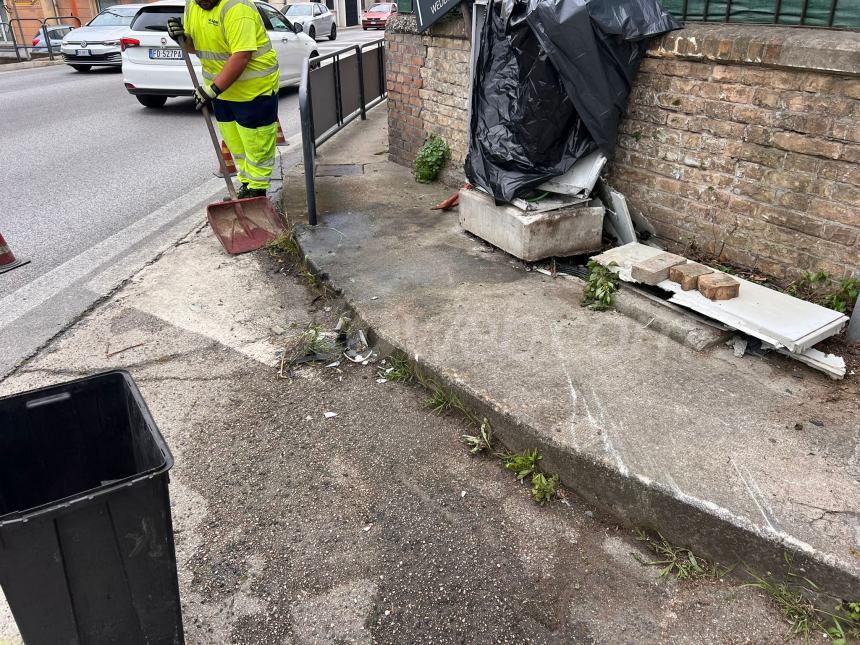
248,188,268,198
225,183,251,200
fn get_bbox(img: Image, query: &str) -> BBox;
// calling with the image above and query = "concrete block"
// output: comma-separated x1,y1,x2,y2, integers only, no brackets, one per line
458,189,604,262
630,252,687,285
669,262,714,291
698,272,740,300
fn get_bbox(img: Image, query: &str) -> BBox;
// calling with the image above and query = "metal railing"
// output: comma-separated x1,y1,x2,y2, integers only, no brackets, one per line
0,15,81,62
299,39,386,225
665,0,858,29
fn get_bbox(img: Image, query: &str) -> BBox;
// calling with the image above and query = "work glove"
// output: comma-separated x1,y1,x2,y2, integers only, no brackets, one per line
167,17,184,42
192,83,221,110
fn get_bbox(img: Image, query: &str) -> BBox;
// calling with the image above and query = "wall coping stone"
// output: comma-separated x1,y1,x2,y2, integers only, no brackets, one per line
650,23,860,76
389,14,858,76
387,10,469,38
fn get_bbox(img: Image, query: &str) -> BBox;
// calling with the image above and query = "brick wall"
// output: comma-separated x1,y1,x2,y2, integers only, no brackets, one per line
386,13,470,178
385,20,860,280
611,25,860,281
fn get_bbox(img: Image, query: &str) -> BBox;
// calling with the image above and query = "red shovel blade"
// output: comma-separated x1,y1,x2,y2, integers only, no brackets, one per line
206,196,286,255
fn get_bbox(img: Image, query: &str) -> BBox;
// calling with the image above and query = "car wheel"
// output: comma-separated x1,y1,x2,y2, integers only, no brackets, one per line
71,65,91,72
309,51,320,70
362,26,368,30
329,23,336,40
136,95,168,108
308,25,316,40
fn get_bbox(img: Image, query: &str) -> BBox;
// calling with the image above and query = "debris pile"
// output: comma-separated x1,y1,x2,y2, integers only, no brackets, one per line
277,316,379,380
459,0,680,263
451,0,852,381
593,243,850,379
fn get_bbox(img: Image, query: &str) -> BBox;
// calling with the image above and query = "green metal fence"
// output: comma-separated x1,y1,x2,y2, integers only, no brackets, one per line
395,0,859,29
662,0,859,29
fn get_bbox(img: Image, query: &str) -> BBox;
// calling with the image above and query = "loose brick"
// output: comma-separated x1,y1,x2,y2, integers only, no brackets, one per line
669,262,714,290
698,272,740,300
631,252,687,285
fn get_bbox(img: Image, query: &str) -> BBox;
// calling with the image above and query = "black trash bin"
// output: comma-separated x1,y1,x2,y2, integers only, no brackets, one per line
0,370,183,645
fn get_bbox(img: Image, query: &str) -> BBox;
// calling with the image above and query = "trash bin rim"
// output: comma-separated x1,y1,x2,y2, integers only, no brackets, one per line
0,369,174,528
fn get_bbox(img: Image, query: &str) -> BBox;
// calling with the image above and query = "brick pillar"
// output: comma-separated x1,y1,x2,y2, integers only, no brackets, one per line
385,28,428,168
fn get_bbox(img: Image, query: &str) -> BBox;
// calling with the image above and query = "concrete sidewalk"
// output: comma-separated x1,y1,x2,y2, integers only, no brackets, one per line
0,58,64,72
0,205,791,642
284,105,860,598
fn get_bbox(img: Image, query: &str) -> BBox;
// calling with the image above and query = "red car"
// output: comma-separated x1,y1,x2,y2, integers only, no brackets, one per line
362,2,397,29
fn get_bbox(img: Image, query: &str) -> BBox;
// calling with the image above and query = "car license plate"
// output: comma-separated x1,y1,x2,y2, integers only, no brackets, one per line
76,49,91,56
149,48,182,60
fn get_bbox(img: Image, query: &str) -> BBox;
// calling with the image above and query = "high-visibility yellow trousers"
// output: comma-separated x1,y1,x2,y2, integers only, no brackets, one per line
212,93,278,190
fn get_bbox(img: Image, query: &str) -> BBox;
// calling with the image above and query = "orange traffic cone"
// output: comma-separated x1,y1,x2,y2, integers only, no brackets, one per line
276,118,286,146
0,231,29,275
214,140,237,177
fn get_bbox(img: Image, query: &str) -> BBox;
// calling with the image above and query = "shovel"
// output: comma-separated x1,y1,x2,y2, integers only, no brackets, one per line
177,35,286,254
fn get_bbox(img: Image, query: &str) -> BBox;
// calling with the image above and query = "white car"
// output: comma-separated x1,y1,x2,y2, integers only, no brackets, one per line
283,3,335,41
61,4,146,71
121,0,319,108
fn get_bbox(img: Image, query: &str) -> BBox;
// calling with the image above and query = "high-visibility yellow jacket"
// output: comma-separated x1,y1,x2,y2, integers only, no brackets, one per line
184,0,279,102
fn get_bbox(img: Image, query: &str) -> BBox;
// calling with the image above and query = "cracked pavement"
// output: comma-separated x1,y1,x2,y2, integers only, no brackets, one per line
0,225,794,643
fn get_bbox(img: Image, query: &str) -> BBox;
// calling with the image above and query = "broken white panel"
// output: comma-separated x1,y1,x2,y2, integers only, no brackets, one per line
510,193,589,213
628,204,657,239
537,150,607,197
592,243,849,354
605,190,637,245
768,345,846,380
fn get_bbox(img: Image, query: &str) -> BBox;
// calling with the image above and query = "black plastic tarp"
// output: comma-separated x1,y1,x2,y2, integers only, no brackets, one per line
465,0,681,202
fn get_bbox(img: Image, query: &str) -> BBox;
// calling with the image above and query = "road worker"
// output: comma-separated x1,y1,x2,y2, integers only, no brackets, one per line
167,0,279,198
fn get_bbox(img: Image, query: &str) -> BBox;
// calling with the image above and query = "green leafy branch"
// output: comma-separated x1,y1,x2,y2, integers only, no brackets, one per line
413,135,450,184
581,260,619,311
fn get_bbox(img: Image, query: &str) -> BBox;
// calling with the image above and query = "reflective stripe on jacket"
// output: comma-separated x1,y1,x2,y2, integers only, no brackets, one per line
184,0,279,102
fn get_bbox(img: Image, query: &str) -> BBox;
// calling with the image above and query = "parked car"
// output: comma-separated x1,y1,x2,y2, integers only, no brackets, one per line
31,24,74,53
362,2,396,30
283,2,335,41
121,0,319,108
60,4,145,71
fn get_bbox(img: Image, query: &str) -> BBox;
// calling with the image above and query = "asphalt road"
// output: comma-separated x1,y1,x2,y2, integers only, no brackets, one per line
0,27,382,377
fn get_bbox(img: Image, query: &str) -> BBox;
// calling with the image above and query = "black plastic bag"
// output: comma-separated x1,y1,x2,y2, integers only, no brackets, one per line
465,0,681,202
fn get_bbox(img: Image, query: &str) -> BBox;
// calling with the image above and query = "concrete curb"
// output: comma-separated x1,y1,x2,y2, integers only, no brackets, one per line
0,58,65,72
296,238,860,599
612,287,731,351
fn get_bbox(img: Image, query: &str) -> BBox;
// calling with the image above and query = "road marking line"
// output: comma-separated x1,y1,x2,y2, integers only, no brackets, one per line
0,177,224,330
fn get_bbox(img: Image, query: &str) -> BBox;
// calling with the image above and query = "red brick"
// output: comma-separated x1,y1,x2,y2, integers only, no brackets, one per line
725,141,784,167
831,121,860,143
698,272,740,300
731,106,774,127
783,153,820,174
775,113,831,136
669,262,713,290
831,183,860,207
772,132,841,159
807,198,859,227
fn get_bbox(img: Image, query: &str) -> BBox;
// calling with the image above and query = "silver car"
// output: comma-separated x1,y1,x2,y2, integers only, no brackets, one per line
32,24,74,53
61,4,145,72
283,2,335,41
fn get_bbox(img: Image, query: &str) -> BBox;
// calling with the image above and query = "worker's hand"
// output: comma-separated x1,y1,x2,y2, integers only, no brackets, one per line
167,17,184,42
192,83,221,110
